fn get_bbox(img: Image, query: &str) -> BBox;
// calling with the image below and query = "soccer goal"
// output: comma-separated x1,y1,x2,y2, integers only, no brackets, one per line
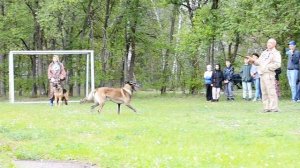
9,50,95,103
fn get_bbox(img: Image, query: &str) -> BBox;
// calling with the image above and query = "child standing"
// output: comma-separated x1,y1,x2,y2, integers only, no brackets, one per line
204,65,213,101
241,57,253,100
250,53,261,101
223,60,235,101
211,64,224,102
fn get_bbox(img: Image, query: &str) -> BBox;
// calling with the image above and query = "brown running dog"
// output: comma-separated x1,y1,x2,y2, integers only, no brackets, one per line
80,81,139,114
53,84,69,106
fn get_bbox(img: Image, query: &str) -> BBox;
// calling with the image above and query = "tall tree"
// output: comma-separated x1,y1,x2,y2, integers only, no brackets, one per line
160,4,178,94
24,0,44,97
124,0,139,82
100,0,111,86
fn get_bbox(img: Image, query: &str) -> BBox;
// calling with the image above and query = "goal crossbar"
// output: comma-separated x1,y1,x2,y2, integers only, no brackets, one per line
9,50,95,103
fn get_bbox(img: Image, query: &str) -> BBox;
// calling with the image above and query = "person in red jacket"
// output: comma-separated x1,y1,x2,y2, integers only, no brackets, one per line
48,55,66,106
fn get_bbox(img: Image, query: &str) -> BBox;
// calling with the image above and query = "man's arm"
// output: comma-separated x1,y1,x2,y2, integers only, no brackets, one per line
229,67,234,80
48,63,52,79
267,52,281,71
291,51,300,64
250,65,256,76
60,63,67,80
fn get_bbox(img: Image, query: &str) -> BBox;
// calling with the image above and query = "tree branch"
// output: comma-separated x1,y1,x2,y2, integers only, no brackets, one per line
20,38,30,50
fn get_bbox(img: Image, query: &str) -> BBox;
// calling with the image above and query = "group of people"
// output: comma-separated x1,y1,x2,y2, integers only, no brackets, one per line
204,61,235,102
203,57,264,102
204,38,300,112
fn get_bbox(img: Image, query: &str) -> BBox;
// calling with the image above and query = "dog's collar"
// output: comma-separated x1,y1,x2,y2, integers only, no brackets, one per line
122,88,132,96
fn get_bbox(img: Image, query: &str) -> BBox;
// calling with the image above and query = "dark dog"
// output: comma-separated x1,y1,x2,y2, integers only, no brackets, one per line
80,81,139,114
53,84,69,106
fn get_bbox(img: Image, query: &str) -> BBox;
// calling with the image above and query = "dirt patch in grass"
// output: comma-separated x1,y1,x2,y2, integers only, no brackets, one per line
14,160,98,168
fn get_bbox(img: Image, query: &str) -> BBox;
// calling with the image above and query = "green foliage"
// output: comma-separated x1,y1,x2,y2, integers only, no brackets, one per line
0,0,299,95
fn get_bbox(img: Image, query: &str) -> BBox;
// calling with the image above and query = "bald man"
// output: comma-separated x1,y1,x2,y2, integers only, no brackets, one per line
248,39,282,112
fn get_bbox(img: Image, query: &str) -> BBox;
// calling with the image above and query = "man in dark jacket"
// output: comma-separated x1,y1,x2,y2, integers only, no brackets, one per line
286,41,300,102
223,60,234,100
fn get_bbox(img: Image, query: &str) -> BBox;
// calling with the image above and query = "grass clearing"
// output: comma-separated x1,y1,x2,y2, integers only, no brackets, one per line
0,92,300,167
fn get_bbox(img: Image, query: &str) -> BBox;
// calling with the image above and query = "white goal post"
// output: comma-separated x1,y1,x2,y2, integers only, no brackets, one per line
9,50,95,103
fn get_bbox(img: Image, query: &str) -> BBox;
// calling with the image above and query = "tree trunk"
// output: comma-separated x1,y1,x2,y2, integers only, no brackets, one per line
68,58,74,97
211,37,215,66
124,0,139,82
160,4,177,94
30,56,38,97
231,33,240,64
25,0,44,97
100,0,111,87
0,1,4,16
228,33,240,64
212,0,219,9
0,2,4,96
220,41,227,62
0,54,5,96
206,44,211,65
126,38,136,82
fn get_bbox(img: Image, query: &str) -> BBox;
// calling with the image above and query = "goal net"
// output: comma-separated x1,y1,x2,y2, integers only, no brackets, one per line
9,50,95,103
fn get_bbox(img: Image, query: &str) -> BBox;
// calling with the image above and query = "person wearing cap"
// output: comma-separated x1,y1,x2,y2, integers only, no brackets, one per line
247,38,281,112
48,55,66,106
286,40,300,102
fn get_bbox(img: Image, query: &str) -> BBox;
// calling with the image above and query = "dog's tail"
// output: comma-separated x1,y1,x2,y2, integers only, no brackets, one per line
80,89,96,104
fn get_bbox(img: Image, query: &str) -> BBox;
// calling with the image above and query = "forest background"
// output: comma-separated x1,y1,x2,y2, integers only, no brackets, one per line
0,0,299,98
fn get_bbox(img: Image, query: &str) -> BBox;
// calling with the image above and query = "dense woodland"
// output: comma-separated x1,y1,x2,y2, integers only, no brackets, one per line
0,0,300,98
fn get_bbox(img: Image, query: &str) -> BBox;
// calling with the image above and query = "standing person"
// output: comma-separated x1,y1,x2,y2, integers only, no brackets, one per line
247,38,282,112
286,41,300,102
223,60,235,101
251,53,261,101
211,64,223,102
275,68,282,98
241,58,252,101
48,55,67,106
204,65,213,101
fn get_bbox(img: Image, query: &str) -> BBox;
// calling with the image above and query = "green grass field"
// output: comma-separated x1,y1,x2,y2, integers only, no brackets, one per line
0,92,300,167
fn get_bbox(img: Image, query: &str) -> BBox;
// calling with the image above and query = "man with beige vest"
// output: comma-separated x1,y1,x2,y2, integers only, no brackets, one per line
248,38,282,112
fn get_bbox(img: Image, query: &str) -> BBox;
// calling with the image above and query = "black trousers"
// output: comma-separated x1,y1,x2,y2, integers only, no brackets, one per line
205,84,212,101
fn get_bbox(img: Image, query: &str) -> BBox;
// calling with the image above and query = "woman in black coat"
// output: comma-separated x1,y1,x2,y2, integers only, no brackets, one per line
211,64,224,102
